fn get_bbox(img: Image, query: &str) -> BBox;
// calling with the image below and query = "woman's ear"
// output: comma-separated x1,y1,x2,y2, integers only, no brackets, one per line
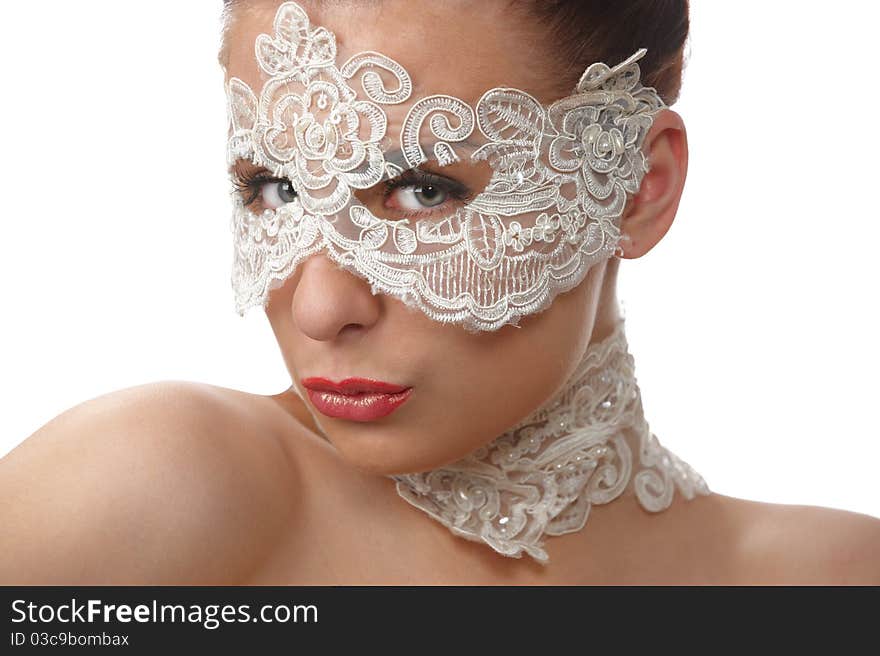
618,109,688,259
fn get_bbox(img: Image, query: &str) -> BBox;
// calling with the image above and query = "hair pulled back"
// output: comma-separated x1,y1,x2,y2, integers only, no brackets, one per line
221,0,689,104
512,0,689,104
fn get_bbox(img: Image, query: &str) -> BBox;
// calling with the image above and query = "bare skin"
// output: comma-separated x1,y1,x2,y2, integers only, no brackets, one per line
3,327,878,585
2,0,879,584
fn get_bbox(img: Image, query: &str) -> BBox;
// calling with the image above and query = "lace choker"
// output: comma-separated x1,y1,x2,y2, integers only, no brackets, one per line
391,320,710,564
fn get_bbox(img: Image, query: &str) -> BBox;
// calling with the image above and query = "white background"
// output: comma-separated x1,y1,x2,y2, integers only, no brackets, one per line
1,1,877,518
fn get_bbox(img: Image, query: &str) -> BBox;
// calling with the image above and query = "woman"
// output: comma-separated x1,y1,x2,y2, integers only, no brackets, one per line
2,0,878,584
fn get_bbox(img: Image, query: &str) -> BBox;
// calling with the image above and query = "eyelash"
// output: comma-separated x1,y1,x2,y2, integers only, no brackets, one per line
231,167,473,215
381,168,473,215
231,171,281,207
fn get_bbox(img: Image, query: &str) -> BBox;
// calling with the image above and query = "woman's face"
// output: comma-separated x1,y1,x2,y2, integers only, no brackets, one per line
224,0,613,475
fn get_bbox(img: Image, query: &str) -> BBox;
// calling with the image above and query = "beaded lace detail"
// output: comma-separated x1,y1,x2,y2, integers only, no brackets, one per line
225,1,667,332
391,321,710,564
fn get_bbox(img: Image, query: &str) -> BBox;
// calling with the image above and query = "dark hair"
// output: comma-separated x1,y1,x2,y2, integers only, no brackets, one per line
221,0,689,105
511,0,689,105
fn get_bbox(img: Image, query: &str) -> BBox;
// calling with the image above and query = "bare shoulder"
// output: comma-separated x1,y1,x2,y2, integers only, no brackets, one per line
0,380,298,584
712,494,880,584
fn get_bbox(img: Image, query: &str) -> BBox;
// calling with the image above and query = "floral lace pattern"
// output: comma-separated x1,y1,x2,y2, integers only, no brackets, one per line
392,321,710,564
225,1,667,331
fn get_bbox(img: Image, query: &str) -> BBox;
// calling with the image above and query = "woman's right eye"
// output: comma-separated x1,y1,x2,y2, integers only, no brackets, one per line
234,173,298,210
257,178,298,210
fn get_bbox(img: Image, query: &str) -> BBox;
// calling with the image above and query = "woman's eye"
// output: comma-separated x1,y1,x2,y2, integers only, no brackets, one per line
260,178,298,209
381,169,472,216
389,184,449,211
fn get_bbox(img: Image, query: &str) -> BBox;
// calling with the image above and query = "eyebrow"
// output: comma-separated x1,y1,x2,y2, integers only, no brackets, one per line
382,136,483,171
228,137,484,175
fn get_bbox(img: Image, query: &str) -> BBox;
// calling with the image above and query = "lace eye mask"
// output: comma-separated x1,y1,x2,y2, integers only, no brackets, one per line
225,1,666,332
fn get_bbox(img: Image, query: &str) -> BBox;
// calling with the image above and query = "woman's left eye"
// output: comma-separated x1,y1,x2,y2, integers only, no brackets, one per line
382,170,471,215
390,184,448,211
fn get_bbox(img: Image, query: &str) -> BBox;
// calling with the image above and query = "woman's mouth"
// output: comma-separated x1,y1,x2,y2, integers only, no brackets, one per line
300,377,413,422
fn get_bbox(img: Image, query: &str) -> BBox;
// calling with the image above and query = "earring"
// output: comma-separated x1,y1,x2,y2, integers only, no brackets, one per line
615,232,632,258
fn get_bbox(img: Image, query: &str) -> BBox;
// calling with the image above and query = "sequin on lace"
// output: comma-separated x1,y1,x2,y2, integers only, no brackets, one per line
224,1,667,332
391,321,710,564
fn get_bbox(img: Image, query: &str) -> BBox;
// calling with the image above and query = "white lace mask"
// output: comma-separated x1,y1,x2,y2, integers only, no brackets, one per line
225,1,667,331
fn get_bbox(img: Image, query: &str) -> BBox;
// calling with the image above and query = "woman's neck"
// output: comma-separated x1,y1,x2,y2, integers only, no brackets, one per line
391,317,710,563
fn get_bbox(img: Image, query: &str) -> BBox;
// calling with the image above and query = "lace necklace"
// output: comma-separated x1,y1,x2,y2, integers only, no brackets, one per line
391,320,710,564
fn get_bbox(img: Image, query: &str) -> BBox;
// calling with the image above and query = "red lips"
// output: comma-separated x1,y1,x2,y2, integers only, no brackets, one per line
300,377,409,395
300,377,413,422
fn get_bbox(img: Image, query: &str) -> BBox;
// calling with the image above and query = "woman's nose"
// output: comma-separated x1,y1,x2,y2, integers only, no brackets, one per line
291,252,381,341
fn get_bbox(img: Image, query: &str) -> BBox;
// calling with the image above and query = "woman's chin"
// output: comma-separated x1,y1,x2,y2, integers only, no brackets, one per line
327,428,480,477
